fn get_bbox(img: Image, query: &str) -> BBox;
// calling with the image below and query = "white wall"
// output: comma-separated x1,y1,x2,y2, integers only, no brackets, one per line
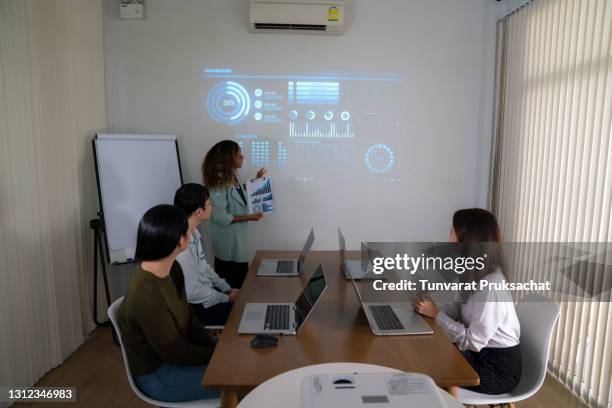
103,0,500,258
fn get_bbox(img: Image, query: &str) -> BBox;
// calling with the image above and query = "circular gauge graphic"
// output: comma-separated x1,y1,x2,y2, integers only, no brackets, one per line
324,111,334,121
364,144,395,174
288,110,298,120
207,81,251,125
341,111,351,121
306,110,316,120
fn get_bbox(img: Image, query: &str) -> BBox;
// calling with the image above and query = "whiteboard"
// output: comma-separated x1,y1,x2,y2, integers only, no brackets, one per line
94,134,183,263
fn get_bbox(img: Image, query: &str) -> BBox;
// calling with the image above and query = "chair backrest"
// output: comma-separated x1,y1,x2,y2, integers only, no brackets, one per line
512,294,560,397
107,297,163,406
108,297,220,408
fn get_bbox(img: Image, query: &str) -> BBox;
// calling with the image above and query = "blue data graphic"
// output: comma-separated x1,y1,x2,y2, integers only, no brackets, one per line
276,142,288,166
203,68,407,178
365,144,395,174
288,81,339,105
207,81,251,125
289,122,355,139
251,141,269,166
251,178,272,196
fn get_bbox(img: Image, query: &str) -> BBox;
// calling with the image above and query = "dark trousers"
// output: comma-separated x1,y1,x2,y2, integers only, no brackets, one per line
214,257,248,289
460,344,522,395
192,302,232,326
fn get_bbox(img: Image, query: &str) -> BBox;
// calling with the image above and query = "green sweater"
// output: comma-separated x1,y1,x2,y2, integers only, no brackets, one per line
118,262,215,375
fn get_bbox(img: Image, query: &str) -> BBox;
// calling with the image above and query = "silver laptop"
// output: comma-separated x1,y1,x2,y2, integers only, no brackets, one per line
238,265,327,335
348,271,433,336
338,228,375,280
257,228,314,276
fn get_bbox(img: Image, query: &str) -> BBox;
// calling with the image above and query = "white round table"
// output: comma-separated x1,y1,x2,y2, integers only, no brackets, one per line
238,363,463,408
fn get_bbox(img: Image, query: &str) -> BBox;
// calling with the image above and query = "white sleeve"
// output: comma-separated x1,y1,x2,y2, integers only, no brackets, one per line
435,292,503,352
438,302,460,320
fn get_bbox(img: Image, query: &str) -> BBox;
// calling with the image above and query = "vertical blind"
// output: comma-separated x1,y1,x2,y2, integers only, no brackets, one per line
491,0,611,407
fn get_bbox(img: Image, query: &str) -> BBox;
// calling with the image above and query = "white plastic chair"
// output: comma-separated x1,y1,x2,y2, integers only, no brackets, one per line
108,297,220,408
456,294,560,405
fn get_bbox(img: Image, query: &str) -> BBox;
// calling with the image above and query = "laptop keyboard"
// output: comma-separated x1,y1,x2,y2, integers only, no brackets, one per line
264,304,291,330
276,260,294,274
346,262,368,278
369,305,405,331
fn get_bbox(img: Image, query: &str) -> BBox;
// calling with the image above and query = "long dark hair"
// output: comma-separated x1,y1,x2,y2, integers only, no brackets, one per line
134,204,188,296
453,208,509,283
202,140,240,188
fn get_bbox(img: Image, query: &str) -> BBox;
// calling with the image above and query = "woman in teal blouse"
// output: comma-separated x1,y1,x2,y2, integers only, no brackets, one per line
201,140,265,288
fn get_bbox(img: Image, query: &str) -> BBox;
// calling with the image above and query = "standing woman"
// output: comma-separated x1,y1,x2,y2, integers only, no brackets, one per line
202,140,265,288
414,208,521,395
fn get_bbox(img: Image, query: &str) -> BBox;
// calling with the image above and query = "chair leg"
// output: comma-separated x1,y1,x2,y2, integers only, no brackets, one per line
207,328,223,337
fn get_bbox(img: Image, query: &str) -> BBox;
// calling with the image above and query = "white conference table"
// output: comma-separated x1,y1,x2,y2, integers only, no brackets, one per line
238,363,463,408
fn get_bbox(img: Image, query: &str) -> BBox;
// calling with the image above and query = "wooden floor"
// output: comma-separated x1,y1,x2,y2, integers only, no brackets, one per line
14,327,586,408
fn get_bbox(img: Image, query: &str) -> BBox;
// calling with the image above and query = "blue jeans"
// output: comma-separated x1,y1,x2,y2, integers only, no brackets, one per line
134,364,220,402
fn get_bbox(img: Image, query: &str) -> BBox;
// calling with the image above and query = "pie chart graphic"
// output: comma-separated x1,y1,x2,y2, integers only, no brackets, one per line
365,144,395,174
207,81,251,125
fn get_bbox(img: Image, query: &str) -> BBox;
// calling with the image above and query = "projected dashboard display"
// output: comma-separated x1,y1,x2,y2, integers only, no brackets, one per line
203,68,407,180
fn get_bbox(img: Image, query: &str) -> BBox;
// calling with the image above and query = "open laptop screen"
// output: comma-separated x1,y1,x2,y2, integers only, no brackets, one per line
348,267,366,306
297,228,315,272
360,242,371,269
338,228,347,263
294,265,326,330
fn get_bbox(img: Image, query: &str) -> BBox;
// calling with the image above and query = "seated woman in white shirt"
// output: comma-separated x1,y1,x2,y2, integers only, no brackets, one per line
413,208,521,395
174,183,240,325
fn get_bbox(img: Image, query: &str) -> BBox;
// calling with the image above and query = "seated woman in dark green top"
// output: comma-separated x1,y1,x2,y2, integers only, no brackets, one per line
118,204,219,402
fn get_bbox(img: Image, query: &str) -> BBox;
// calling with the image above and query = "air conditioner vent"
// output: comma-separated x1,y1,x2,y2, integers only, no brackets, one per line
254,23,327,31
249,0,346,35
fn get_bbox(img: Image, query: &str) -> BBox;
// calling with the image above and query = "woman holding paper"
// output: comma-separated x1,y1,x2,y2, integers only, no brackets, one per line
202,140,265,288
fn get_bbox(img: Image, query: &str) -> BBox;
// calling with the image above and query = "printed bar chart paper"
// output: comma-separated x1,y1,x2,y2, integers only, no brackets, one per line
246,176,275,214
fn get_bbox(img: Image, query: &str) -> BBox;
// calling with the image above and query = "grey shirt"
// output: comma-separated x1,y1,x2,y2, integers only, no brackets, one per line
176,228,231,308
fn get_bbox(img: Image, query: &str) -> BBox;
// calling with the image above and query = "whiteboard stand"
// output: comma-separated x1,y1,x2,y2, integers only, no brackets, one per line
90,216,118,345
91,133,183,347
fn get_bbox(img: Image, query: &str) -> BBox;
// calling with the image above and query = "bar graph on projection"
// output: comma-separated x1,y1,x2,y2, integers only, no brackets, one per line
288,81,339,105
289,122,355,139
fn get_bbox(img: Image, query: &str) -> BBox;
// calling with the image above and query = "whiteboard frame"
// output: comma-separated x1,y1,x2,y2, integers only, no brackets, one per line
92,133,184,264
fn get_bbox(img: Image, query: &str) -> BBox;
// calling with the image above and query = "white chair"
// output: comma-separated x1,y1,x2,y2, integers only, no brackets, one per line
456,294,560,406
203,325,224,337
108,297,220,408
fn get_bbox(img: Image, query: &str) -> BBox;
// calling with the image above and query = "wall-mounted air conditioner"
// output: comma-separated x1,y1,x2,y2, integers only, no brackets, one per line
249,0,347,35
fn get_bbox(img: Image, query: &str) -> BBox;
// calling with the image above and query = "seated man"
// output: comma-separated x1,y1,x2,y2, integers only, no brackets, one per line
174,183,240,325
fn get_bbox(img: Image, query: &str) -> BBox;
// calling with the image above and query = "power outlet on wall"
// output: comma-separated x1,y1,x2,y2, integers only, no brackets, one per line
445,175,460,190
120,2,146,20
